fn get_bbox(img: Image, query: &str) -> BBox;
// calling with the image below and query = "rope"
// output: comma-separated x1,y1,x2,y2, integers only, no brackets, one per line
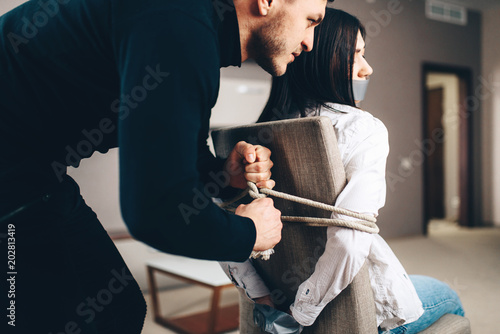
247,182,378,227
219,181,379,260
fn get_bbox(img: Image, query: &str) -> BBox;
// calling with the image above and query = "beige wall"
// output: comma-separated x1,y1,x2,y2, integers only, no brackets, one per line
427,73,460,221
481,7,500,226
333,0,482,236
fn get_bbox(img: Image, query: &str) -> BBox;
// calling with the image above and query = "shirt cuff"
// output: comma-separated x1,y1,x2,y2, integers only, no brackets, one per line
226,263,271,299
245,282,271,300
290,301,324,327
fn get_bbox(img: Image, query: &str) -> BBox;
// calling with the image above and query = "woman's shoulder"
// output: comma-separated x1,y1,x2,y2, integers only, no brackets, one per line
318,103,388,138
354,109,388,135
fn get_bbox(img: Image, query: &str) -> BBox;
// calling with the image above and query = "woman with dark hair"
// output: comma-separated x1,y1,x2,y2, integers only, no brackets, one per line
221,7,465,333
259,7,363,121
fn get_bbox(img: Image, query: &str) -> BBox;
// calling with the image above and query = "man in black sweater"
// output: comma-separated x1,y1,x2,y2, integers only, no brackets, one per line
0,0,328,332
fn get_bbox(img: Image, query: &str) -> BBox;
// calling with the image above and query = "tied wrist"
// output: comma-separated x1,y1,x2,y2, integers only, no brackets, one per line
290,302,324,327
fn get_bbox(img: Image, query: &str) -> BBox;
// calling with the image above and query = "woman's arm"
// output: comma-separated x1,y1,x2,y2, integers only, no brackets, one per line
291,117,390,326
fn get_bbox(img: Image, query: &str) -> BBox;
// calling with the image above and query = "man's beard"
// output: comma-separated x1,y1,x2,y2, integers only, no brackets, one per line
248,17,289,77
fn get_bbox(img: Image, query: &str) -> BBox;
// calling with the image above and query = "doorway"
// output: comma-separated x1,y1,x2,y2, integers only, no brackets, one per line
422,63,474,234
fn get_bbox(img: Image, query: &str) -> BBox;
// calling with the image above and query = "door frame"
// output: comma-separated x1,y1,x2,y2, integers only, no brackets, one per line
421,63,474,234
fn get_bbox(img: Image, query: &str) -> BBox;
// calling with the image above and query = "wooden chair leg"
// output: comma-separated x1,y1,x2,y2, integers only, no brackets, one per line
207,286,222,334
147,266,161,321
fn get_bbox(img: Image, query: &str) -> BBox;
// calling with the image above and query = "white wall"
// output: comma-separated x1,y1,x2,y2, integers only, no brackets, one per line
210,76,271,128
66,150,125,232
481,7,500,226
0,0,24,13
427,73,460,221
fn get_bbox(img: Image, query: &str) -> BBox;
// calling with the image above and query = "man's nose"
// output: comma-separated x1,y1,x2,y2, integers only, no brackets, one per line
301,28,315,52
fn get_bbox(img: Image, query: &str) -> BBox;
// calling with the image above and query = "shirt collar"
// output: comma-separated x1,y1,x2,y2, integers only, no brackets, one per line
214,0,242,68
323,103,360,114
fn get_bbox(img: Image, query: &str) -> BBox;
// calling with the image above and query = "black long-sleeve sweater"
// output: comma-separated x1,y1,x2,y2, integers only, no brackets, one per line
0,0,256,261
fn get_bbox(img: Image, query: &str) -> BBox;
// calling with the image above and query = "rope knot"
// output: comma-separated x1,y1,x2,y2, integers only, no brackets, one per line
247,181,266,199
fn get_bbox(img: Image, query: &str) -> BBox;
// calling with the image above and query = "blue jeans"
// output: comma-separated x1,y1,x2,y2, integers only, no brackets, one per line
379,275,465,334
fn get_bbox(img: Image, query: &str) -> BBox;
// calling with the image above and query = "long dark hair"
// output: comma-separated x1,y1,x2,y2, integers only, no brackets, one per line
258,8,365,122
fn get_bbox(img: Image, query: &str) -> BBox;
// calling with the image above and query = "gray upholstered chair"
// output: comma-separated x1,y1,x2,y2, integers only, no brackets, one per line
212,117,470,334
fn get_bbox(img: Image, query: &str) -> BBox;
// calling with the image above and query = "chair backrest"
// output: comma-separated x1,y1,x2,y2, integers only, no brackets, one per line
213,117,379,333
212,116,346,300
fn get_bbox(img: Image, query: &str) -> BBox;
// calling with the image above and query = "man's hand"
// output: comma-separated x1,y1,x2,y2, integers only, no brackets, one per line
224,141,275,190
235,198,282,251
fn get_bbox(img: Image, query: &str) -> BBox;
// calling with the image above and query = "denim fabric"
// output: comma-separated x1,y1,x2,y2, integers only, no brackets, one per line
379,275,464,334
1,174,147,333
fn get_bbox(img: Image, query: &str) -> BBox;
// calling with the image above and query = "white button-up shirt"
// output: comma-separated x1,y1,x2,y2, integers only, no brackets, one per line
220,103,424,330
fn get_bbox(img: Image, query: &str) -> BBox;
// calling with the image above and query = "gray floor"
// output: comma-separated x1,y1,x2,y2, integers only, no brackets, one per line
137,222,500,334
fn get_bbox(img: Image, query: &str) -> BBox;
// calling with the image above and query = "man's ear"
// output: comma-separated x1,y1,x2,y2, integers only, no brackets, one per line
256,0,274,16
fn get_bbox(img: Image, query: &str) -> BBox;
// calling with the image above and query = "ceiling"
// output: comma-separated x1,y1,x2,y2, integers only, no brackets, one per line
425,0,500,12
